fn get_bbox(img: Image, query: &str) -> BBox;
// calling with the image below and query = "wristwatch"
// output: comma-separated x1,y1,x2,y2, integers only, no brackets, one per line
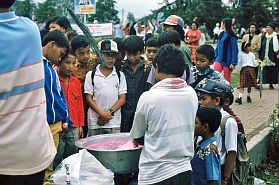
109,108,114,116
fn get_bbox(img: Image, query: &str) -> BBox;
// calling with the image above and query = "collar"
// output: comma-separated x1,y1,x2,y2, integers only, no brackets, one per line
96,64,117,77
0,11,19,23
198,136,216,149
197,67,212,75
123,58,145,69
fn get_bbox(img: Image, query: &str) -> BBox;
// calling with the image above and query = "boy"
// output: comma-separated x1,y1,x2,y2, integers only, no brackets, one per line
54,50,84,168
130,44,198,184
190,44,228,88
120,35,151,132
0,1,56,184
145,37,159,67
192,107,222,185
84,39,127,136
42,30,70,182
195,79,238,185
147,30,195,88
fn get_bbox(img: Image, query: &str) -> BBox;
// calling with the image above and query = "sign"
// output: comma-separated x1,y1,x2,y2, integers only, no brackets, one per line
71,23,113,37
74,0,96,14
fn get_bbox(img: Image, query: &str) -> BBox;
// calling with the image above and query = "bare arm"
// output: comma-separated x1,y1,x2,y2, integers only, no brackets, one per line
110,93,126,113
222,151,236,185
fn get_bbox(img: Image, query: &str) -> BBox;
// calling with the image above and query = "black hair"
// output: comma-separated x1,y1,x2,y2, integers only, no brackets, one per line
0,0,16,8
124,35,144,53
209,93,225,107
191,21,199,29
241,42,251,52
40,28,49,41
65,29,78,42
221,18,237,38
249,22,261,35
54,16,72,30
42,30,69,50
144,33,153,43
153,44,185,77
196,44,215,62
172,25,185,41
61,48,76,63
113,37,125,52
196,107,222,133
45,16,59,31
226,91,234,106
158,30,180,47
129,22,137,35
145,37,159,48
71,35,90,52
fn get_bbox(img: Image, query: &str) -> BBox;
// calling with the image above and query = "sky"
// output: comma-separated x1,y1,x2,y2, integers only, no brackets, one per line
115,0,175,19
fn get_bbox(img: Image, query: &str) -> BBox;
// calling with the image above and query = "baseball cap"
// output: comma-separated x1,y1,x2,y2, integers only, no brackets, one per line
195,79,226,97
98,39,119,54
162,15,184,27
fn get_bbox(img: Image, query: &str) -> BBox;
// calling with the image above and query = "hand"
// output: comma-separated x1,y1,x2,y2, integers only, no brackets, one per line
209,143,218,155
61,122,68,133
132,139,139,147
229,64,235,71
79,126,83,138
98,111,112,122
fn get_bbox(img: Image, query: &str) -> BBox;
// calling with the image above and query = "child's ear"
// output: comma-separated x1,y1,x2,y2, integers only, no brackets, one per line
204,123,210,132
213,97,221,106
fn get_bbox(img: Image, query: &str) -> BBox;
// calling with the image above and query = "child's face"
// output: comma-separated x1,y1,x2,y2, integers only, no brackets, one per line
49,22,65,32
145,46,159,62
245,46,251,52
198,92,219,108
47,42,67,65
75,46,90,64
126,51,141,65
195,117,204,136
195,52,211,71
102,53,117,69
59,54,76,76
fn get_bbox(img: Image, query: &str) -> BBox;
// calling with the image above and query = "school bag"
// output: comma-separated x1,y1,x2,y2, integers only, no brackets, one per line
220,115,254,185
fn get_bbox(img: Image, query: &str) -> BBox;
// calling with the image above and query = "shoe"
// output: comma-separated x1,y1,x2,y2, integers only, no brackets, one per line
235,97,242,105
269,84,274,90
247,96,252,103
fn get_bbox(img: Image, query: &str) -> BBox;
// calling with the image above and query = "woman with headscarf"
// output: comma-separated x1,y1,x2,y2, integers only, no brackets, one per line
214,18,238,83
242,23,261,80
259,23,279,89
185,21,201,62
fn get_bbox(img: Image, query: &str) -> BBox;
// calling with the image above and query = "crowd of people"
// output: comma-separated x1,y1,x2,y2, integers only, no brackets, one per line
1,0,279,185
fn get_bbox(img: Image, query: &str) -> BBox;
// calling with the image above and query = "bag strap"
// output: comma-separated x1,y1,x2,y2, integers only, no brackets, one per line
220,114,232,153
185,64,190,82
91,68,97,87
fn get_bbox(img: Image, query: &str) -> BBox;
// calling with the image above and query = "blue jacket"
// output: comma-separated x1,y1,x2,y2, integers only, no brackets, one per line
215,32,238,67
43,58,70,125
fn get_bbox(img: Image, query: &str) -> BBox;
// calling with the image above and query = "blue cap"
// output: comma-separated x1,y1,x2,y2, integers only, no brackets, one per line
195,79,227,97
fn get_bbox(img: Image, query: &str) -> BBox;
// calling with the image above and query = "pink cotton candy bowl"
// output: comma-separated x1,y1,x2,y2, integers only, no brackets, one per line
75,133,142,174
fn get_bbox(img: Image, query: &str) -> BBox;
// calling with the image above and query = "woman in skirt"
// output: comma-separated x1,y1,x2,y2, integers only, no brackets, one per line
235,42,258,104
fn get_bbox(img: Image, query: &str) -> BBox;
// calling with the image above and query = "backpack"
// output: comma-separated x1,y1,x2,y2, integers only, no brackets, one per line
220,115,254,185
91,68,121,87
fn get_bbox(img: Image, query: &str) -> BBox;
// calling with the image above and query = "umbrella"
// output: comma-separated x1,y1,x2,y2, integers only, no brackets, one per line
67,8,104,66
258,60,263,98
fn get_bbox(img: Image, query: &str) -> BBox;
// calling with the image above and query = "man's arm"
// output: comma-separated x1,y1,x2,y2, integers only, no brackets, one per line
222,151,236,185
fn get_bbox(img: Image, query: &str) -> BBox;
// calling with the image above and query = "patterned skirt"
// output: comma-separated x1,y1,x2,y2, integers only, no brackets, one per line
240,66,257,88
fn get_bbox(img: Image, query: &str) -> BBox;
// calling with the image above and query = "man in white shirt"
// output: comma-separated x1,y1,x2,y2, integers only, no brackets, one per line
130,44,198,185
213,23,221,44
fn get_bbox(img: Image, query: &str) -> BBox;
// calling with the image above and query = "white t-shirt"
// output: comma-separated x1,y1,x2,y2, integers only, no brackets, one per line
147,65,195,86
214,109,238,165
130,78,198,184
213,26,221,35
84,65,127,129
237,51,258,68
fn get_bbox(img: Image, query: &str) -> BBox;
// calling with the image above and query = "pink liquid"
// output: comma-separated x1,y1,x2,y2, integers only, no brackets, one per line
85,140,143,150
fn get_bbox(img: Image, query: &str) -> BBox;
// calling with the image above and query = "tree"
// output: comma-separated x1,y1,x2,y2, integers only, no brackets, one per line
88,0,119,23
35,0,58,23
127,12,135,23
12,0,34,19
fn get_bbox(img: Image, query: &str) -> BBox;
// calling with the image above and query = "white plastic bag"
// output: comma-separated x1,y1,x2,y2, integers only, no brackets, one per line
50,149,114,185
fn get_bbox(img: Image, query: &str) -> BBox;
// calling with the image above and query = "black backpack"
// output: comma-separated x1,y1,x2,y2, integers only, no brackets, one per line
91,68,121,87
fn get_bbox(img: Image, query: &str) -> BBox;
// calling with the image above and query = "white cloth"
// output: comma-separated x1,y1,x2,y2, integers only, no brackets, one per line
213,26,221,35
84,65,127,129
237,51,258,68
130,78,198,184
214,109,238,165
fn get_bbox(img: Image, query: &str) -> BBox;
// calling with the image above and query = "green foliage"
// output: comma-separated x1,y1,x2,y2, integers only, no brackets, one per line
35,0,58,23
88,0,119,23
11,0,34,19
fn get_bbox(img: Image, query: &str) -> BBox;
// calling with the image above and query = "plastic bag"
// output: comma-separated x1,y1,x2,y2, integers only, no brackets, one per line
50,149,114,185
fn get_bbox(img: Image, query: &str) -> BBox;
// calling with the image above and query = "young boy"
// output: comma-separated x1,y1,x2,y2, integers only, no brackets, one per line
84,39,127,136
130,44,198,184
42,30,70,182
190,44,228,88
0,1,55,184
195,79,238,185
147,30,195,88
144,37,159,67
192,107,222,185
120,35,151,132
54,50,84,168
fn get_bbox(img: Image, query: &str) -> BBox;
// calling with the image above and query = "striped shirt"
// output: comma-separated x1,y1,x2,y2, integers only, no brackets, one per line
43,57,69,125
130,78,198,184
0,11,56,175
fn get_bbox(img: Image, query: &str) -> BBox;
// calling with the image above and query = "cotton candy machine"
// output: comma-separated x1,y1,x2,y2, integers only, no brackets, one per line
75,133,142,174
